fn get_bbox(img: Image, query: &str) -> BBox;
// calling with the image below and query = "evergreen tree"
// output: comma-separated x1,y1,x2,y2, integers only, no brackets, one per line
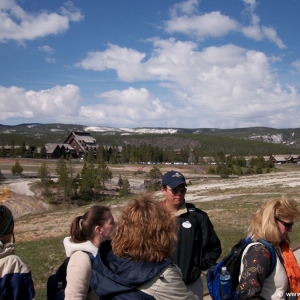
129,145,137,163
11,160,23,175
120,144,131,163
208,167,215,174
109,146,119,164
0,145,5,157
94,174,103,197
96,162,113,191
80,163,95,201
40,146,47,158
38,162,50,184
118,178,130,197
180,145,190,163
96,145,105,164
149,166,163,180
38,162,51,196
19,141,26,157
87,149,94,163
146,166,163,191
56,157,71,201
118,175,123,188
9,140,15,158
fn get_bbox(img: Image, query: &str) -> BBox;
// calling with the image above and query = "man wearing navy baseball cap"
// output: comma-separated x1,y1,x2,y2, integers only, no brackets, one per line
161,171,221,300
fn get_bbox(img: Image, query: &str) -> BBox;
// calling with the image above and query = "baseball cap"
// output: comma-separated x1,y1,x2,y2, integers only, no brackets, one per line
162,171,186,188
0,205,13,237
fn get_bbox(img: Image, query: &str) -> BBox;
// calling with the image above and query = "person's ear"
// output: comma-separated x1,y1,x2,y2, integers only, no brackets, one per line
94,225,102,235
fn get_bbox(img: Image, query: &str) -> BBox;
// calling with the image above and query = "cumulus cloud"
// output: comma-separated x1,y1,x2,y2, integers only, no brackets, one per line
164,12,238,39
78,87,175,127
76,44,147,82
169,0,199,18
165,0,238,39
38,45,54,54
241,0,286,48
1,0,295,128
0,0,83,42
164,0,285,49
76,36,300,128
0,84,81,121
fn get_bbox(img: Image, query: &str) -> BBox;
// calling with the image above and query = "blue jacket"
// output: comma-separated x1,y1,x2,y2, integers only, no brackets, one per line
0,241,35,300
90,240,171,300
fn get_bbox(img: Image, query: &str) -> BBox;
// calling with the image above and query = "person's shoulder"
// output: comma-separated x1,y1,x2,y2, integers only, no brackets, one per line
161,263,183,278
186,202,208,216
0,254,30,273
244,242,273,260
71,250,92,259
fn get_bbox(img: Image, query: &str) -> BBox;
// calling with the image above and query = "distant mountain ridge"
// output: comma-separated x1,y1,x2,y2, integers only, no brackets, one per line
0,123,299,149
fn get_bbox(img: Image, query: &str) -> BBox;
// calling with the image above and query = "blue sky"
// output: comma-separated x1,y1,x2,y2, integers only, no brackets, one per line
1,0,300,129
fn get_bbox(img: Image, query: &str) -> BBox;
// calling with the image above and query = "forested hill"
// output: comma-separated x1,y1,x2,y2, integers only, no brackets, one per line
0,123,299,156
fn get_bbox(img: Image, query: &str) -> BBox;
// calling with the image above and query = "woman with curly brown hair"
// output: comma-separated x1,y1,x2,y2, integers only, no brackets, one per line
238,197,300,299
90,194,197,300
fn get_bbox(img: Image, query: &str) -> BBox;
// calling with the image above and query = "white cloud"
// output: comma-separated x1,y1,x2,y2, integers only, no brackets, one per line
241,25,263,41
78,87,172,127
0,84,81,121
169,0,199,18
38,45,55,63
76,44,147,82
77,37,300,128
262,26,286,49
45,57,56,63
292,60,300,71
241,0,286,49
0,0,83,42
164,0,285,49
38,45,54,54
164,12,238,39
165,0,238,39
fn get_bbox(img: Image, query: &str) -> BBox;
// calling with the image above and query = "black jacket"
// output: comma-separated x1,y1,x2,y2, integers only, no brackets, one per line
172,202,222,284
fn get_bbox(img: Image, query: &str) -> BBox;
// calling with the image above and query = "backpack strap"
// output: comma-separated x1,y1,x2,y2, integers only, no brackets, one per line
257,239,276,277
83,251,94,294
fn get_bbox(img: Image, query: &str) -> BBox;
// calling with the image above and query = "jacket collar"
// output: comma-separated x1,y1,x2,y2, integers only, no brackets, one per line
175,202,187,217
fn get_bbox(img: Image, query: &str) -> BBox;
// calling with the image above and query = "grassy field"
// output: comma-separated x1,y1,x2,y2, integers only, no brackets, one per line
4,160,300,299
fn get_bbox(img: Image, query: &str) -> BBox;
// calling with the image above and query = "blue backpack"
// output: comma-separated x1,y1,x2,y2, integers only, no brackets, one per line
206,237,276,300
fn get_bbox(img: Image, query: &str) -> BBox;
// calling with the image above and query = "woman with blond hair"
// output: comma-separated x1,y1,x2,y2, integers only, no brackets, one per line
238,197,300,299
90,194,197,300
63,205,115,300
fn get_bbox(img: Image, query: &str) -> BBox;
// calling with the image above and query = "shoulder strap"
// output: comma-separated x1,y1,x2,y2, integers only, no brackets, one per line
82,251,94,294
257,239,276,277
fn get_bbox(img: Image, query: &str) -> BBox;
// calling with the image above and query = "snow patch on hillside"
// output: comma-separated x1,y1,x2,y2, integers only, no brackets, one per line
84,126,177,134
249,133,284,144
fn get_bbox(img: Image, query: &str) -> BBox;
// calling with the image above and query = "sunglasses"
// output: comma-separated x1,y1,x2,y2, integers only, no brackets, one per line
276,218,294,230
167,187,187,195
